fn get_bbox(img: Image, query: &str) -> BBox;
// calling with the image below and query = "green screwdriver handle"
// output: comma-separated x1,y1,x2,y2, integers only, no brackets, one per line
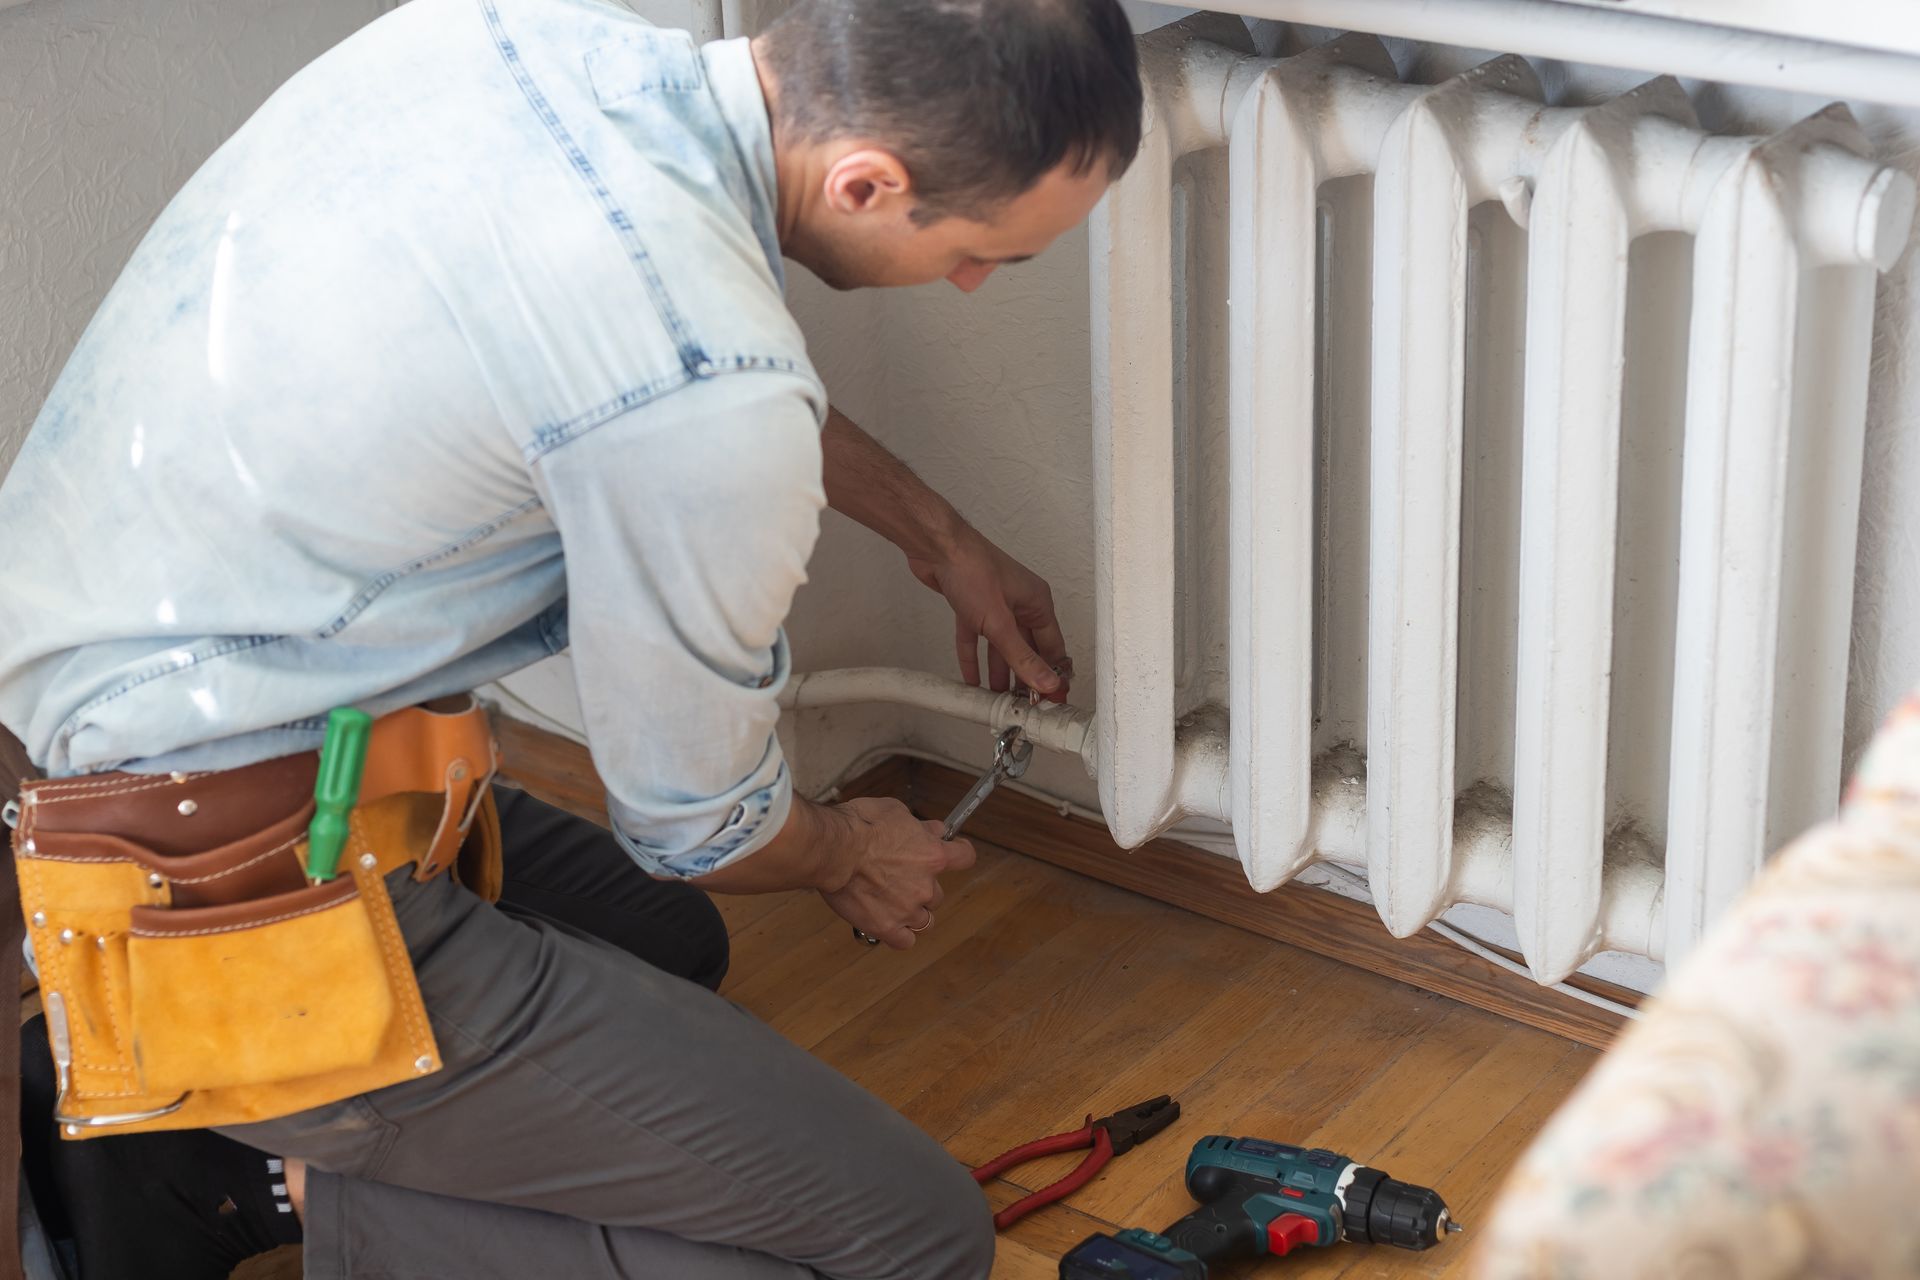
307,707,373,883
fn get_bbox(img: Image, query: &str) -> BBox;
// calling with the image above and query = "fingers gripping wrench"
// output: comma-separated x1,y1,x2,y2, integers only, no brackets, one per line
852,725,1032,946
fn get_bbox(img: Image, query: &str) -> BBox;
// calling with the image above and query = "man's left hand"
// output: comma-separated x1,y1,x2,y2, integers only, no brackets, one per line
907,524,1071,703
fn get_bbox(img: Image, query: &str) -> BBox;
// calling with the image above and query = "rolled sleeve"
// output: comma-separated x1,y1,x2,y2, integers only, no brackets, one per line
604,637,796,880
529,368,825,879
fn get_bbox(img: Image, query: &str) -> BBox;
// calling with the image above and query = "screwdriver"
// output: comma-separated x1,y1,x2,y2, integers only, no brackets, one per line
306,707,372,883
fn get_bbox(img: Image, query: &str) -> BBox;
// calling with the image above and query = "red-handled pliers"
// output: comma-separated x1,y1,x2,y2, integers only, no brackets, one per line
970,1095,1180,1230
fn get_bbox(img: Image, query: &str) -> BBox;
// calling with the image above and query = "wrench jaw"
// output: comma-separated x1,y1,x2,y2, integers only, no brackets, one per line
941,725,1031,841
858,724,1035,945
1000,728,1034,781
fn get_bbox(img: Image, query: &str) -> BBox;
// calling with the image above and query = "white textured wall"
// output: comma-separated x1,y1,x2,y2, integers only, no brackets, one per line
0,0,389,475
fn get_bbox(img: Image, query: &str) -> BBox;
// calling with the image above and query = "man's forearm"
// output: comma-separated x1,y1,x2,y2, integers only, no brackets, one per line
821,406,964,561
688,793,859,895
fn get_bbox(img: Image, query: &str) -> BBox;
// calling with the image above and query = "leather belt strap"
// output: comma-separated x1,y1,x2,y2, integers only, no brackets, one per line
2,723,36,1280
20,698,497,885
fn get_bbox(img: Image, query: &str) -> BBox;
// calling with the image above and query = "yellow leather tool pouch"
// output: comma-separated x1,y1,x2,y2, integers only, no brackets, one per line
125,877,395,1096
12,699,499,1139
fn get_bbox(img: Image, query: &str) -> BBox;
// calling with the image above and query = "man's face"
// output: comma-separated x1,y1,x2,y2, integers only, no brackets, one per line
802,158,1112,293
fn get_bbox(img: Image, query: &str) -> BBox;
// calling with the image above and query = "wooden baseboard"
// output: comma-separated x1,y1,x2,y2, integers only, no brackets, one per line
491,716,1634,1050
899,759,1634,1049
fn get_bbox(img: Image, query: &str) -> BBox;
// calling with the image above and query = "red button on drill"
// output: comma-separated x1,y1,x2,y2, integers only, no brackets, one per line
1267,1212,1321,1256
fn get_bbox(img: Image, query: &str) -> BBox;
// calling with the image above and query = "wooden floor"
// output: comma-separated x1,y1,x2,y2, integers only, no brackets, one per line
712,839,1598,1280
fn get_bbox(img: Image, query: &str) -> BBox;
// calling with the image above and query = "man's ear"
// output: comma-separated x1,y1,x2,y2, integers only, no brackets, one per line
822,147,914,216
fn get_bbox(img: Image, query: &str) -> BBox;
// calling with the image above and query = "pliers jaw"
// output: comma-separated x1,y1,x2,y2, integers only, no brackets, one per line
970,1095,1182,1231
1096,1095,1179,1157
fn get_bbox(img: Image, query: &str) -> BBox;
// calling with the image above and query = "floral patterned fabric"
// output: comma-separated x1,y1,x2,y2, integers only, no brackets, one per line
1477,694,1920,1279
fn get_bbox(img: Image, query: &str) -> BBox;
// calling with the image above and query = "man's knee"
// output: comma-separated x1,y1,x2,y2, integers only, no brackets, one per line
902,1140,996,1280
943,1189,996,1280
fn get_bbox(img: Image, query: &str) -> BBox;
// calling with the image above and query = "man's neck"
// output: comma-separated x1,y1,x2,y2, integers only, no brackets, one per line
749,36,808,255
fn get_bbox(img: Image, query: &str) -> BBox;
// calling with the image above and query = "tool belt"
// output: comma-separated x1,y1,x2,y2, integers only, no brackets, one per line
6,697,500,1139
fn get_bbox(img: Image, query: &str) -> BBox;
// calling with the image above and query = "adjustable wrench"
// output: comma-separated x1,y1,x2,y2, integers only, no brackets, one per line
851,725,1033,945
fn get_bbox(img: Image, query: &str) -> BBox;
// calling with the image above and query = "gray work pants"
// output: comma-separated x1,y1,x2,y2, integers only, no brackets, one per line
221,789,995,1279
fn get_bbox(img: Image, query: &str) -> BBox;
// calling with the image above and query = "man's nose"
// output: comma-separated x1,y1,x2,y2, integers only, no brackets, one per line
946,262,996,293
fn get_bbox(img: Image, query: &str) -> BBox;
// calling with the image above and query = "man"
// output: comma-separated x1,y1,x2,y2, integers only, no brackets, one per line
0,0,1141,1276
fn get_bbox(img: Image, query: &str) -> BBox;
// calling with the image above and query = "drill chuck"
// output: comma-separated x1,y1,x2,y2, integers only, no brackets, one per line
1339,1166,1455,1249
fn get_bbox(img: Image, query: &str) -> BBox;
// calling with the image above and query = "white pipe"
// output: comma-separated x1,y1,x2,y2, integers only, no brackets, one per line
1215,0,1920,111
778,667,1096,765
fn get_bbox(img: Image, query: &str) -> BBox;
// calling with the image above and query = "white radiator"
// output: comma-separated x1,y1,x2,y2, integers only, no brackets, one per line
1088,19,1916,984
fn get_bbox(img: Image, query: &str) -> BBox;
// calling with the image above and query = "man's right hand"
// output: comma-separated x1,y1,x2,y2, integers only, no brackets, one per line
820,797,976,949
690,795,974,950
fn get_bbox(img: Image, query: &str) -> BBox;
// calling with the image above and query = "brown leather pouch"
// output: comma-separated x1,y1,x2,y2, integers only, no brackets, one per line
12,699,501,1138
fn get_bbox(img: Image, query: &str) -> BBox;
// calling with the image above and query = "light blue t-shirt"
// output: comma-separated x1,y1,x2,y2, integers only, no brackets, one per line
0,0,826,878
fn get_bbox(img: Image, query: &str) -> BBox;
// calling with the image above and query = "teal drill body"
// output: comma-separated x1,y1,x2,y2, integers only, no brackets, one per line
1061,1137,1458,1279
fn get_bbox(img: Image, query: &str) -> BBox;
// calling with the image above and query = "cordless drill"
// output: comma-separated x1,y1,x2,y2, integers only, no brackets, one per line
1060,1136,1461,1278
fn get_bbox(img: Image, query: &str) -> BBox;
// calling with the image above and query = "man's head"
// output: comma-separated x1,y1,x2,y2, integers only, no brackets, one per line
754,0,1142,292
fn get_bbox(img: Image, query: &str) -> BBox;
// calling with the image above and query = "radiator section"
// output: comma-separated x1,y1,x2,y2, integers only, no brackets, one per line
1091,21,1915,982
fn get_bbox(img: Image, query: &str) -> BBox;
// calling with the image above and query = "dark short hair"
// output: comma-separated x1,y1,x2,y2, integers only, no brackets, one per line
759,0,1143,223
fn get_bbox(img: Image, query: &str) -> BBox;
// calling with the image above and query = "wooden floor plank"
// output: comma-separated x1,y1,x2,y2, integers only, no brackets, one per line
485,721,1597,1278
812,883,1161,1107
1082,967,1443,1228
988,1235,1075,1280
1119,983,1461,1236
938,925,1299,1166
723,850,1583,1279
1236,1019,1566,1280
900,908,1223,1150
1428,1048,1596,1279
713,881,792,936
983,1179,1124,1263
719,889,854,988
723,843,1020,1029
1008,942,1329,1224
763,851,1058,1049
